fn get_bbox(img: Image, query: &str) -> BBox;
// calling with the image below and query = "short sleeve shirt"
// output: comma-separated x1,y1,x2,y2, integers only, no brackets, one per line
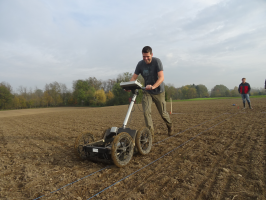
134,57,165,94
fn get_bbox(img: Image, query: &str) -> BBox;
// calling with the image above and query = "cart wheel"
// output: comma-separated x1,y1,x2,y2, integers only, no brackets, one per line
74,132,95,160
111,132,134,167
136,127,152,155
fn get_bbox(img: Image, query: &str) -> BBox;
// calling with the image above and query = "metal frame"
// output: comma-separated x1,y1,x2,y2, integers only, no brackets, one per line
120,80,145,129
81,80,146,164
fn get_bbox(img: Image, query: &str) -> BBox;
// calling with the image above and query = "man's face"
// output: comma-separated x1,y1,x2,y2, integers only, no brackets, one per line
242,79,246,84
142,52,153,64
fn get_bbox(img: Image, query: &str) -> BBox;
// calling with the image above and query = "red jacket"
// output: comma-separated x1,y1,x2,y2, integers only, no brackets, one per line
238,82,251,94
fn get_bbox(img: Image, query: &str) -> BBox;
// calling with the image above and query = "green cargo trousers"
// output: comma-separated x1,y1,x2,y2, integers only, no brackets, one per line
142,91,172,131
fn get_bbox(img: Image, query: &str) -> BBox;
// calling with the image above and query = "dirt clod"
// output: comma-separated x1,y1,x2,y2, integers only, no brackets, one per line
223,168,230,173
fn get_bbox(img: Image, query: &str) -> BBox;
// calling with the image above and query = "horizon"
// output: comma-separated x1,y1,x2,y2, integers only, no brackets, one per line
2,76,265,94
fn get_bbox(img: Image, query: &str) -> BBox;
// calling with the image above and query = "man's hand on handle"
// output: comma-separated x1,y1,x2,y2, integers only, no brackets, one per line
146,85,153,90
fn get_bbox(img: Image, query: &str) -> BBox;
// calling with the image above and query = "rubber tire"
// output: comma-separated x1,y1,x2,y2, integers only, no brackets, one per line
74,132,95,160
111,132,134,168
136,127,152,155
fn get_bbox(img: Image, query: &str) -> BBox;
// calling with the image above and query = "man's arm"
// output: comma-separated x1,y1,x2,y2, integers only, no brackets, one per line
130,74,138,81
146,71,164,90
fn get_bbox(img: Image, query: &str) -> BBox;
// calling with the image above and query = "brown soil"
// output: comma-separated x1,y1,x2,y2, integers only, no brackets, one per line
0,107,91,118
0,98,266,200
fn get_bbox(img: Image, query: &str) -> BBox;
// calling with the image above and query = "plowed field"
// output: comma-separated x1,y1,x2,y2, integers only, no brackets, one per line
0,98,266,200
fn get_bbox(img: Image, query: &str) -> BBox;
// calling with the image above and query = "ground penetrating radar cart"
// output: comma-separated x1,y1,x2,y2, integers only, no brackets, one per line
74,80,152,167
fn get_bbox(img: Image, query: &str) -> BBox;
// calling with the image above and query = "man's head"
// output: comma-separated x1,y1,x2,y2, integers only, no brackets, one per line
242,78,246,84
142,46,153,64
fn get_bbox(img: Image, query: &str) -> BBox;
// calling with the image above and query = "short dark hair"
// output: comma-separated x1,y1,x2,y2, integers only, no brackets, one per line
242,78,246,80
142,46,152,54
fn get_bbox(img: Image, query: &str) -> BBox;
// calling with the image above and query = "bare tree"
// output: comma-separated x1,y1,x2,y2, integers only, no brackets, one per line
102,79,116,92
87,77,102,90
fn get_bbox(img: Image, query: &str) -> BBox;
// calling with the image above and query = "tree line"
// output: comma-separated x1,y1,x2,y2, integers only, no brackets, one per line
0,73,265,110
0,73,142,110
167,84,265,100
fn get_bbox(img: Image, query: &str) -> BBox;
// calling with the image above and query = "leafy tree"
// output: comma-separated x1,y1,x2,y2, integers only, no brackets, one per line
211,85,230,97
57,95,63,105
176,88,183,99
47,82,62,106
95,89,107,105
1,82,12,93
165,84,177,100
225,90,230,97
35,89,43,97
0,84,13,109
68,97,77,105
181,84,209,99
18,96,27,108
181,86,189,99
13,96,20,109
31,88,43,107
62,90,72,105
230,87,239,97
112,83,131,105
60,84,71,105
187,87,197,99
106,91,114,100
27,99,35,108
195,84,209,98
73,80,95,105
250,87,266,96
42,91,52,107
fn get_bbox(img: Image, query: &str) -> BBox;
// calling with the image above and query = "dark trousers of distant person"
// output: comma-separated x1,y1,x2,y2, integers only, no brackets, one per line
241,94,251,108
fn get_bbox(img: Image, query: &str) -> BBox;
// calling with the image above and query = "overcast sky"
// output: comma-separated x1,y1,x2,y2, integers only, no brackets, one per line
0,0,266,92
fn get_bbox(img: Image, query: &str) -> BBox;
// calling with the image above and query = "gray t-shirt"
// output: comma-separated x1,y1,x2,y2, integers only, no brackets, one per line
134,57,165,95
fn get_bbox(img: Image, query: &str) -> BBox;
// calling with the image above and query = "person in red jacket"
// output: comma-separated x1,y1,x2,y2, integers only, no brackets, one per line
238,78,253,109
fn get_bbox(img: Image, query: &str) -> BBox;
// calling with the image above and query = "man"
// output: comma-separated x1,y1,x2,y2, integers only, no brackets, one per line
129,46,173,138
238,78,253,109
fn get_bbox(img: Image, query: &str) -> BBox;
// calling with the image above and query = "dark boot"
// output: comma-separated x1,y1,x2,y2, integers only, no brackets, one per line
243,102,246,109
248,102,253,109
167,123,174,136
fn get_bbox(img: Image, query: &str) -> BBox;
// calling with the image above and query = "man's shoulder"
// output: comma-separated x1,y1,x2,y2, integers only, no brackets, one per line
152,57,163,70
137,60,145,66
240,82,250,86
152,57,161,63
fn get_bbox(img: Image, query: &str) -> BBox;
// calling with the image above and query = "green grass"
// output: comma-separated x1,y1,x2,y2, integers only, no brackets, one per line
249,95,266,98
169,95,266,102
